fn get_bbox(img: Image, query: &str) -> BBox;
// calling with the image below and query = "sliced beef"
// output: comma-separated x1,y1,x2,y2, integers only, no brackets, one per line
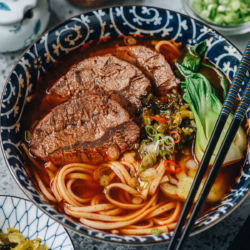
30,94,140,165
115,46,180,95
48,54,152,108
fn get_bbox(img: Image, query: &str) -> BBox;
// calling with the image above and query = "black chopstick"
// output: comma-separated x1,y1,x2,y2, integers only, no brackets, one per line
175,80,250,250
167,38,250,250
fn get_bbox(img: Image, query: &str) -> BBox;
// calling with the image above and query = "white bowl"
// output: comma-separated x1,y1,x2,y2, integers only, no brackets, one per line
0,195,74,250
0,0,50,52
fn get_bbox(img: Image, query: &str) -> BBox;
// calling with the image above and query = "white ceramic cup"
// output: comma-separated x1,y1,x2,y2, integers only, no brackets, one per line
0,0,51,52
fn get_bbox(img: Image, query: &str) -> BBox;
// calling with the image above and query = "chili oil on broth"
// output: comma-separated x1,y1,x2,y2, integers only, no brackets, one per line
21,36,243,236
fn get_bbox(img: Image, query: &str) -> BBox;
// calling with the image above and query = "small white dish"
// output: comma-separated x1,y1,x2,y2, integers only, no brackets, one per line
0,195,74,250
0,0,50,52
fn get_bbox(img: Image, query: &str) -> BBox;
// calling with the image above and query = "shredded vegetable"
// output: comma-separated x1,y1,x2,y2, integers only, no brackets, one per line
147,116,169,123
0,228,49,250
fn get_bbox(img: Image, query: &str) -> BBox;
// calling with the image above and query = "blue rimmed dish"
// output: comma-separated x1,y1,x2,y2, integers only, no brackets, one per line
0,195,74,250
0,5,249,245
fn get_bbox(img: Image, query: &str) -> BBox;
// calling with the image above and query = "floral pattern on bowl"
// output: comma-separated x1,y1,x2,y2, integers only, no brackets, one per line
0,196,74,250
0,5,249,245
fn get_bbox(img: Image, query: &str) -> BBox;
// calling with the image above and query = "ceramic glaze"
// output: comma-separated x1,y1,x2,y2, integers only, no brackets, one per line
0,5,249,245
0,196,74,250
0,0,50,52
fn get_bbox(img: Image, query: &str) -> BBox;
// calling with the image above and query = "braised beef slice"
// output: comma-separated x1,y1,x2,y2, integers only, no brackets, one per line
115,46,180,95
48,54,152,108
30,94,140,165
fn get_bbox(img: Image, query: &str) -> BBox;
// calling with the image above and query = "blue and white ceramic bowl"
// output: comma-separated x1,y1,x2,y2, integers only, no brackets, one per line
0,196,74,250
0,5,250,245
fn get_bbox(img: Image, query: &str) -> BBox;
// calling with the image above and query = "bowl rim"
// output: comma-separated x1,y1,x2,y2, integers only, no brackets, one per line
0,194,75,249
182,0,250,29
0,4,249,245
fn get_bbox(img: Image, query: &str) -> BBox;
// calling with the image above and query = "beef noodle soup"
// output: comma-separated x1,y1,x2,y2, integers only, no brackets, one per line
21,36,247,236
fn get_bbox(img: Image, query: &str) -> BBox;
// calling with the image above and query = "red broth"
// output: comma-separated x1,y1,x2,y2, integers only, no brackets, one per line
21,36,243,232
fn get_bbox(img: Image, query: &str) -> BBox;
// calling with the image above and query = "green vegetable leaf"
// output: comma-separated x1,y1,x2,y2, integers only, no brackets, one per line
176,62,194,78
182,73,247,166
180,41,207,72
190,40,207,56
201,63,228,100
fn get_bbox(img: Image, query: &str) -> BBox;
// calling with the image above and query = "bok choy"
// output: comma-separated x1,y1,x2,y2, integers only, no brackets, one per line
178,41,228,100
176,40,247,166
179,41,207,73
181,72,247,165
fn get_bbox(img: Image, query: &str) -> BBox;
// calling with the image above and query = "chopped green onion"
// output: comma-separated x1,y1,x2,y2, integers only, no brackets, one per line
159,149,173,160
137,166,145,176
231,1,241,11
99,175,110,187
138,140,147,156
104,189,110,194
217,5,226,12
154,133,165,141
186,159,198,170
145,125,157,139
147,141,160,156
192,2,203,13
224,12,239,24
214,14,225,24
107,147,120,161
140,168,156,181
141,154,155,169
205,0,216,4
151,228,161,236
200,10,210,19
25,130,31,141
139,180,149,190
192,0,250,25
219,0,229,4
244,16,250,22
163,137,175,152
208,4,218,19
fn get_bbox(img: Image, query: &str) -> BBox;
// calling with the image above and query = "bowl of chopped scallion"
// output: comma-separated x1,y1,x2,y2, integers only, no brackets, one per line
182,0,250,35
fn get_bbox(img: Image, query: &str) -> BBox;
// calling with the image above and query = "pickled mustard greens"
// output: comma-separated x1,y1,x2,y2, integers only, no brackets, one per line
0,228,49,250
139,93,196,150
192,0,250,25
